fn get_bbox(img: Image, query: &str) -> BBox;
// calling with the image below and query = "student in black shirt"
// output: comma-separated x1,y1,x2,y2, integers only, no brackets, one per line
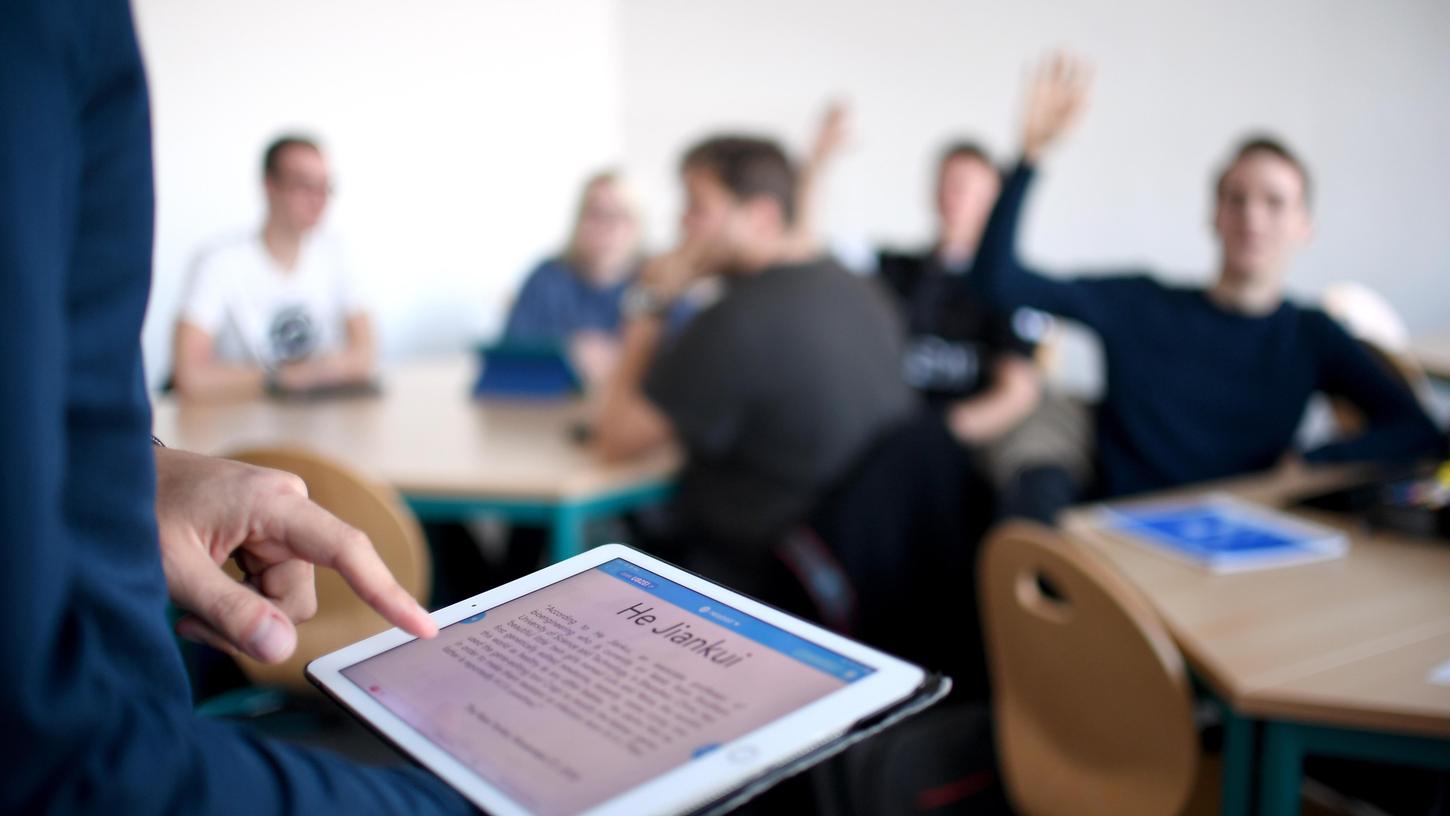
876,142,1047,443
592,135,916,573
800,106,1083,521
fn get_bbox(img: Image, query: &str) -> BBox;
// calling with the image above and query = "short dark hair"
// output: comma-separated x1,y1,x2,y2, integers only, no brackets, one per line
937,140,994,173
262,134,322,179
681,135,797,224
1215,135,1312,208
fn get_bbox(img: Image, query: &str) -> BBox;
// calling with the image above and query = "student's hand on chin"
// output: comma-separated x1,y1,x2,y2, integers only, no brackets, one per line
641,242,709,302
153,448,437,664
568,331,621,388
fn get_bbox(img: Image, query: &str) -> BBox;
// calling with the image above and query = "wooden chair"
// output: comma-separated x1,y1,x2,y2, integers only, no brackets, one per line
223,446,431,694
979,521,1199,816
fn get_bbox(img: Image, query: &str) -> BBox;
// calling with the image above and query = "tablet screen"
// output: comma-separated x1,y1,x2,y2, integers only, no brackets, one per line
341,558,874,815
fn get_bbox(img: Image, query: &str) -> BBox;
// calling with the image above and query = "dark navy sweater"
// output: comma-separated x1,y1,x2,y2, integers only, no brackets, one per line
1,3,471,812
974,163,1444,498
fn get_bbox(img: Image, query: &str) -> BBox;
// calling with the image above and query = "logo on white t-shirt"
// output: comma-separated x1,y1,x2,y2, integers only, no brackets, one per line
269,305,318,363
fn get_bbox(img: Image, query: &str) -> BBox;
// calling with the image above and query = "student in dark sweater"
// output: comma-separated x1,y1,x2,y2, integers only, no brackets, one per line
974,54,1443,499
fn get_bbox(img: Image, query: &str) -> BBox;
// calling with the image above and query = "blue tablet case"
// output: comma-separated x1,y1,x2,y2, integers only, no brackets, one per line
1101,495,1348,573
472,342,582,399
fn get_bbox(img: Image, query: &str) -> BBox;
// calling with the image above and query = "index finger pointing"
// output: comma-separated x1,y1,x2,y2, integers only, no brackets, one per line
259,493,438,639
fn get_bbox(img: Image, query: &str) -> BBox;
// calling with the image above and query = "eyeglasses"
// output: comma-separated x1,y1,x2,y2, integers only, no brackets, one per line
581,206,631,224
271,174,335,196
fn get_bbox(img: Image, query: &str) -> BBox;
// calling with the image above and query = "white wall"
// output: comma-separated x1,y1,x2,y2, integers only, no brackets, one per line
135,1,1450,391
134,0,623,388
619,0,1450,335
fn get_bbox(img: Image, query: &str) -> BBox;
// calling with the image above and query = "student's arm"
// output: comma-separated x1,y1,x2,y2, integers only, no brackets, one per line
173,313,374,398
172,320,269,398
787,101,850,257
338,311,376,373
973,54,1107,326
592,246,710,461
2,4,473,813
946,353,1042,445
593,315,678,461
275,311,376,390
1304,316,1446,464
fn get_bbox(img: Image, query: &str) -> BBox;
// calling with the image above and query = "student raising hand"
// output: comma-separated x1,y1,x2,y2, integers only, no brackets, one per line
1022,51,1094,163
808,100,852,169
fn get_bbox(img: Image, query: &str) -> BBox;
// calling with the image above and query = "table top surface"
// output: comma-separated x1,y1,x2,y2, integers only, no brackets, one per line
151,355,679,503
1063,465,1450,737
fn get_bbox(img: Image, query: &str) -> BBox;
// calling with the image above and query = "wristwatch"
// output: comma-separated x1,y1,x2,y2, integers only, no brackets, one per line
621,284,673,320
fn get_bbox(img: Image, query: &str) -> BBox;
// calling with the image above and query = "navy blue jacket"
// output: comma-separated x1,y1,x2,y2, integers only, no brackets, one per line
0,2,471,812
974,162,1444,497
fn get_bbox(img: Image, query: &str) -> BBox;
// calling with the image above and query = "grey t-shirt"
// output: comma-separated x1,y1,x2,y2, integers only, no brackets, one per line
644,259,918,553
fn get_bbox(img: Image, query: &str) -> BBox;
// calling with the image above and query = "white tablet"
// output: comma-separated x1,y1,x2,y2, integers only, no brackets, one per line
308,544,931,816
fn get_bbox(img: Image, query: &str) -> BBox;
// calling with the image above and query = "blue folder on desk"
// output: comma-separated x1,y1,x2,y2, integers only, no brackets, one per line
1100,494,1349,573
471,342,582,399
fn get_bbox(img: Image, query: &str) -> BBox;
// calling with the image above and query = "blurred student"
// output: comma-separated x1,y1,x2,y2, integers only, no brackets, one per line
502,172,646,386
172,136,374,399
591,135,917,579
975,54,1444,499
801,104,1084,522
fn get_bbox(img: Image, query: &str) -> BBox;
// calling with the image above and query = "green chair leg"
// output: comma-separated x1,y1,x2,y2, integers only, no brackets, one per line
1259,722,1304,816
1221,707,1256,816
549,504,587,563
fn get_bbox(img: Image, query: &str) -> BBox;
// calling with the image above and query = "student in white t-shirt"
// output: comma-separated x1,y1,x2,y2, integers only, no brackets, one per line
172,135,375,398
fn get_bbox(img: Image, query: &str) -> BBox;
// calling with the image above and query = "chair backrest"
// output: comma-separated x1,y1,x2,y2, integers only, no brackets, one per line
979,521,1198,816
224,446,431,693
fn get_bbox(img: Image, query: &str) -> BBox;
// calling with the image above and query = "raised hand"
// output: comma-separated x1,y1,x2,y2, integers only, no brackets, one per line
808,100,852,168
1022,51,1093,163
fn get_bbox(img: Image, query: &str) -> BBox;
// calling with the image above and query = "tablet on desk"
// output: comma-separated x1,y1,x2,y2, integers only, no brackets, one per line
308,544,941,816
473,342,582,399
1098,493,1349,573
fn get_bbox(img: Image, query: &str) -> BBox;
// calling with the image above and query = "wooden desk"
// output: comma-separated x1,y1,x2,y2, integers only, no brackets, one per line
1411,332,1450,383
1062,466,1450,815
152,355,679,562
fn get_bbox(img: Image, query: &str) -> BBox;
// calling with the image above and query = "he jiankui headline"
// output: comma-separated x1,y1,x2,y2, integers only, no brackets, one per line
617,603,752,668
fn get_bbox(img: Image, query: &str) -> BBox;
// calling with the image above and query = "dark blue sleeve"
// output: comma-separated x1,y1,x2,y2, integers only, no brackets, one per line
0,3,473,813
502,260,569,342
973,162,1115,331
1304,312,1446,464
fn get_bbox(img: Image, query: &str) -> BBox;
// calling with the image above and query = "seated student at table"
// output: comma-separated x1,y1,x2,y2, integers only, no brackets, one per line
172,135,374,399
799,104,1084,522
502,172,648,386
975,54,1445,500
591,135,917,577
